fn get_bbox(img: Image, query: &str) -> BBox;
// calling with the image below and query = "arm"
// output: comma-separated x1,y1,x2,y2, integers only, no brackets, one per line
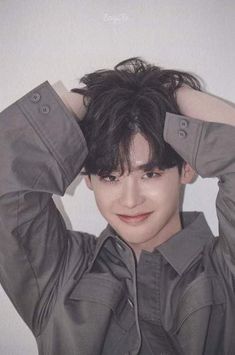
52,80,87,121
176,86,235,127
164,88,235,274
0,82,93,335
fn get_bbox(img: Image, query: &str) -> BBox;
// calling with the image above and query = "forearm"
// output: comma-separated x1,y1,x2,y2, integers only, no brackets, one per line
176,86,235,127
0,81,88,331
52,81,86,121
164,108,235,269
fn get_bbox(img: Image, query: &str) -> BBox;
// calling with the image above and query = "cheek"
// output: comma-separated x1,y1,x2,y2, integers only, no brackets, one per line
146,178,180,205
163,179,181,210
92,185,115,214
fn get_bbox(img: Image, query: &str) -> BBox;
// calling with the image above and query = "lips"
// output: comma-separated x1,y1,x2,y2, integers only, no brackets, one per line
117,212,153,224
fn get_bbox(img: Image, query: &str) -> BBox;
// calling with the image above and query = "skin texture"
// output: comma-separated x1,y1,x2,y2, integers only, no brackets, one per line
85,133,195,259
176,86,235,127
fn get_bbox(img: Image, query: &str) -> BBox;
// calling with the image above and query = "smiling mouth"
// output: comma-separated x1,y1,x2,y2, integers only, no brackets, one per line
117,212,153,224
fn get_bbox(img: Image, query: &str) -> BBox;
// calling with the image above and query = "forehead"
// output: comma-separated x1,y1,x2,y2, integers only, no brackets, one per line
129,133,151,168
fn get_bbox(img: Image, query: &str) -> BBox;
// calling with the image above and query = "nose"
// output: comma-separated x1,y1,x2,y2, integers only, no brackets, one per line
119,176,144,209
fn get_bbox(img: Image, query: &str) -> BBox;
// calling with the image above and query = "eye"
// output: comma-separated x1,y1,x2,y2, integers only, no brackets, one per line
100,175,119,183
142,171,162,179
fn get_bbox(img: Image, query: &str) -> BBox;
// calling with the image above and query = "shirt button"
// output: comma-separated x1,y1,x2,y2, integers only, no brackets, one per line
180,118,188,129
30,92,41,103
127,298,134,308
116,241,125,251
40,105,50,114
178,129,187,138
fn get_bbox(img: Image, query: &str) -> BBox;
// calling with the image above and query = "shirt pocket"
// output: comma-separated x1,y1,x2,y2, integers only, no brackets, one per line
173,275,225,355
69,272,135,332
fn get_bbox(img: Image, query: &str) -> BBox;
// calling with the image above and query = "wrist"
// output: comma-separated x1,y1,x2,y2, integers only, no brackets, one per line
52,81,86,121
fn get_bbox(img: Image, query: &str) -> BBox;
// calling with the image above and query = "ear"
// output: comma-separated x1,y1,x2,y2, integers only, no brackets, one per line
84,175,94,191
180,162,197,184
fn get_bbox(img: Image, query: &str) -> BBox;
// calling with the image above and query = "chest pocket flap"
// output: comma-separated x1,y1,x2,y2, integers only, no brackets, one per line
175,275,225,331
69,272,135,332
69,272,124,311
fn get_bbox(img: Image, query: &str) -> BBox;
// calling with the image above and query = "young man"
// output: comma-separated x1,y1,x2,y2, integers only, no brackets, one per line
0,57,235,355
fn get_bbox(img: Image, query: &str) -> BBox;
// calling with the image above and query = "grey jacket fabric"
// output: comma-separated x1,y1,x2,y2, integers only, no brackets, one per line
0,81,235,355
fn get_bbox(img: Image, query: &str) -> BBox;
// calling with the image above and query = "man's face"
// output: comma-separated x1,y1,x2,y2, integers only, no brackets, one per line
85,133,195,257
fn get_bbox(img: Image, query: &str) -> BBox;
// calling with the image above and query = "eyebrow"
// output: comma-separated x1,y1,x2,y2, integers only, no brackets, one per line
80,161,163,177
130,161,161,172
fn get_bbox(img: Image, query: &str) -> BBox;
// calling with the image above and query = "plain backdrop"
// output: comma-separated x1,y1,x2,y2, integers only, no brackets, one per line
0,0,235,354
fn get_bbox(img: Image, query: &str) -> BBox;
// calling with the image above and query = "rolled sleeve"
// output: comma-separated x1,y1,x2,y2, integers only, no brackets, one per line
17,81,88,185
164,112,235,277
0,82,91,335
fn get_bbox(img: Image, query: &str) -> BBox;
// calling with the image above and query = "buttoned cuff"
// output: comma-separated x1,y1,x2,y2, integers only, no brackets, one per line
17,81,88,185
164,112,235,178
164,112,204,174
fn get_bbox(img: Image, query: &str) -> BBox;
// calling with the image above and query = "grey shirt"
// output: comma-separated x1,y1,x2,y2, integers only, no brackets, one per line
0,82,235,355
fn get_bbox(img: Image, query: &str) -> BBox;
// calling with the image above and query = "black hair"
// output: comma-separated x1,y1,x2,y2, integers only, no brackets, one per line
71,57,201,176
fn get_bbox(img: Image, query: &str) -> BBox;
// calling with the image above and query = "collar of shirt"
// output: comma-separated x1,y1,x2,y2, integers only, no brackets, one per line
157,211,214,275
88,211,214,275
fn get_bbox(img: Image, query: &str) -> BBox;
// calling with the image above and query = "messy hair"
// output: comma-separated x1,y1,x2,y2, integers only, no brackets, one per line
71,57,201,176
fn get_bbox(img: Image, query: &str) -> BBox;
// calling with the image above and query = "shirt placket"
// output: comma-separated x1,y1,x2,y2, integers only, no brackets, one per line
136,250,176,355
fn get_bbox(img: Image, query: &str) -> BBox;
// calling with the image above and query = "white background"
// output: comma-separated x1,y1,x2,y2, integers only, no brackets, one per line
0,0,235,353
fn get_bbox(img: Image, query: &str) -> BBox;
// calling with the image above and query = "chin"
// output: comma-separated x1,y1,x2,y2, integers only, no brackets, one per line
117,228,158,244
